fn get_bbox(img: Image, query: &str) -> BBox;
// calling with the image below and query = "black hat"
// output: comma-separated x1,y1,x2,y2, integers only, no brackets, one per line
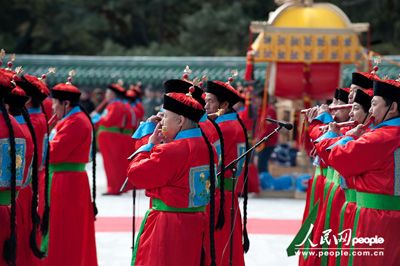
206,80,242,107
4,86,29,108
17,74,50,102
0,69,16,97
373,79,400,102
107,83,126,97
337,87,350,103
163,92,205,122
51,83,81,104
354,89,373,112
352,72,376,89
334,88,340,100
164,79,205,106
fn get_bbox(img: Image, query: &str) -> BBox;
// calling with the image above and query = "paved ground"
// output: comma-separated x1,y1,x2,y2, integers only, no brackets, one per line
88,154,305,266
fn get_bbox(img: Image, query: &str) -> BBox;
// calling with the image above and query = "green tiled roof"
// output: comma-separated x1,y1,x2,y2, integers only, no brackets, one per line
14,55,400,91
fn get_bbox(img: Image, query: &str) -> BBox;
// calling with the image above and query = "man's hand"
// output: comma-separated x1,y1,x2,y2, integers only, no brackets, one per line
306,106,319,123
149,123,165,145
328,122,340,135
345,124,365,139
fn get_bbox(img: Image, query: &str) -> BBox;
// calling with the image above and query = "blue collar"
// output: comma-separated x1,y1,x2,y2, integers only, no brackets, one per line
15,115,26,124
199,113,208,122
62,106,81,121
174,128,202,140
28,107,42,114
238,106,245,112
373,116,400,129
215,112,237,123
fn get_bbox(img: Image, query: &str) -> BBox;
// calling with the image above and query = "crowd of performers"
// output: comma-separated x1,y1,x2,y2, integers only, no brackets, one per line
288,66,400,265
0,49,279,266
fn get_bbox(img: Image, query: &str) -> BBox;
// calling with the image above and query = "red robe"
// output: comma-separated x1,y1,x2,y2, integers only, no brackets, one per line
97,99,133,194
0,114,27,266
316,117,400,265
204,113,246,266
44,106,97,266
127,128,217,266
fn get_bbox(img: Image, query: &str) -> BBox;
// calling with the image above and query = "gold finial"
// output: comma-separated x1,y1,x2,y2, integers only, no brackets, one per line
227,69,238,84
66,69,76,84
192,77,200,86
39,67,56,81
6,53,16,70
182,65,192,80
184,65,192,74
231,69,238,77
117,79,124,86
0,49,5,65
371,56,381,74
373,56,381,65
15,66,23,75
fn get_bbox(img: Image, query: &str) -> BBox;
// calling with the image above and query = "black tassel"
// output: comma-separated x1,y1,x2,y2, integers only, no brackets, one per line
235,112,250,253
207,117,225,230
21,108,46,258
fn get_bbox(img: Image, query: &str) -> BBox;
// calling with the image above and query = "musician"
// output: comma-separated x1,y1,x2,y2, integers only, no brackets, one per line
315,78,400,265
42,76,97,266
94,83,132,195
204,79,248,266
0,68,29,266
126,90,217,266
294,88,350,265
5,82,48,265
17,73,51,238
348,70,378,104
307,88,374,266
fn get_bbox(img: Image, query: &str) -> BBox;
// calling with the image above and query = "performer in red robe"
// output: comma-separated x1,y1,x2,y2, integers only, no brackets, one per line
204,79,248,266
316,78,400,265
5,83,49,265
0,69,29,266
311,88,374,266
43,76,97,266
127,89,218,266
17,73,52,261
93,83,132,195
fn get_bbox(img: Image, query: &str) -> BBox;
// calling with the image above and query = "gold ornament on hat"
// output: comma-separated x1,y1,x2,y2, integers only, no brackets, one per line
186,77,199,97
0,49,5,66
6,54,16,71
371,56,381,74
11,66,24,87
182,65,192,81
66,70,76,84
39,67,56,82
117,79,124,86
227,69,238,84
